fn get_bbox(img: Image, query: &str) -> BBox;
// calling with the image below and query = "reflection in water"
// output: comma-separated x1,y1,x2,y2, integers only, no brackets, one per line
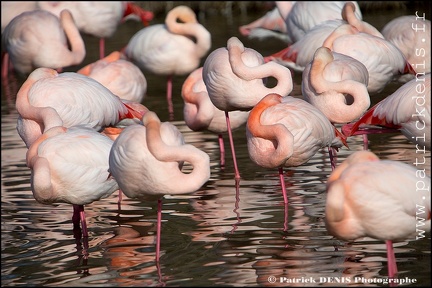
2,3,431,287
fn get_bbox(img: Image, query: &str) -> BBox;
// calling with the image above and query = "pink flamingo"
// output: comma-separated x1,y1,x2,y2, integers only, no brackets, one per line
301,47,370,124
342,73,431,151
124,5,211,119
15,67,147,149
37,1,154,59
276,1,362,44
246,93,347,204
322,3,416,94
202,36,293,180
181,67,249,167
239,5,292,43
381,15,431,82
325,150,431,280
77,51,147,103
108,111,211,262
1,9,86,77
26,124,119,248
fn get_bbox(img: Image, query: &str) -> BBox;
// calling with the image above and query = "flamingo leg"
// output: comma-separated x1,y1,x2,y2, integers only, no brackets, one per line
117,189,123,211
225,111,241,180
167,75,174,120
278,167,288,204
386,240,398,281
328,146,338,170
156,198,162,262
99,38,106,59
79,205,88,238
363,134,369,150
218,134,225,167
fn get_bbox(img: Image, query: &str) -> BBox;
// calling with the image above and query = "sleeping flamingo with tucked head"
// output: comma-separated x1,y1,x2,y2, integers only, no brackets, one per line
15,67,147,149
1,9,86,77
108,111,211,262
325,150,431,279
202,36,293,180
181,67,249,167
301,46,370,124
124,5,211,119
26,122,119,248
246,93,347,204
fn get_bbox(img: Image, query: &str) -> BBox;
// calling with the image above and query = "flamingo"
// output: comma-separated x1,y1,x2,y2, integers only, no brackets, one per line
37,1,154,59
124,5,211,119
15,67,147,149
108,110,211,262
238,5,292,43
342,73,431,151
381,15,431,82
181,67,249,167
1,9,86,77
325,150,431,279
202,36,293,180
246,93,347,204
264,1,373,73
26,124,119,245
77,51,147,103
276,1,362,44
322,4,416,94
301,47,370,124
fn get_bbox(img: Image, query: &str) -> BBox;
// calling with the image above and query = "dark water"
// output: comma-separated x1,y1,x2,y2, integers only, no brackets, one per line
1,3,431,287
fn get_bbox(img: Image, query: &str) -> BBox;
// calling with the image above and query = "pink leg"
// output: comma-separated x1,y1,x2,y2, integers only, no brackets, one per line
167,75,174,120
79,205,88,238
156,198,162,262
386,240,398,280
72,205,88,237
118,189,123,210
328,147,337,171
278,167,288,204
363,134,369,150
218,134,225,167
225,111,241,180
1,52,10,78
99,38,105,59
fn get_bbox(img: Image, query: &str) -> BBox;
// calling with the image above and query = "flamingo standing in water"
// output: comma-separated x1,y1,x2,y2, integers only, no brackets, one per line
301,47,370,124
37,1,154,59
77,51,147,103
26,124,119,247
325,150,431,279
108,111,210,262
15,67,147,149
202,36,293,180
181,67,249,167
342,73,431,151
381,15,431,82
1,9,86,77
124,5,211,119
246,93,347,204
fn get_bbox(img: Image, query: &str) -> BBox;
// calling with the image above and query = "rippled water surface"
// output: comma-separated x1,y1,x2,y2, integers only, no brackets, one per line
2,3,431,287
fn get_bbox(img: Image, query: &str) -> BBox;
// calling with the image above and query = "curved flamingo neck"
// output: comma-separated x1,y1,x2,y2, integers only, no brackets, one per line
143,111,210,194
165,6,211,58
59,9,86,65
342,2,383,38
15,68,64,133
227,37,293,97
322,24,359,49
309,48,370,122
247,93,294,167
